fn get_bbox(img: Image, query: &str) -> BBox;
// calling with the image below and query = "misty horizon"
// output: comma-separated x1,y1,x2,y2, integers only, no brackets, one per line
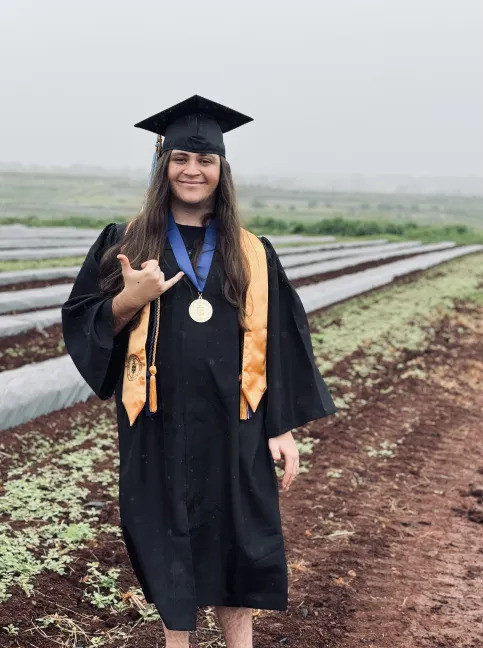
1,0,482,183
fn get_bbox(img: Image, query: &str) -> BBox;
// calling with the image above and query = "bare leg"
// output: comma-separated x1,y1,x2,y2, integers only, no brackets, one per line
161,619,190,648
214,606,253,648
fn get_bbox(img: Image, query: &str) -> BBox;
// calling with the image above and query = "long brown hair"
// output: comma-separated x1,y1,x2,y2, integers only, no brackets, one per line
99,149,250,333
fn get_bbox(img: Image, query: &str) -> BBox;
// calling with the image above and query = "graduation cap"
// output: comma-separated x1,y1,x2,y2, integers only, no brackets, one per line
134,94,254,166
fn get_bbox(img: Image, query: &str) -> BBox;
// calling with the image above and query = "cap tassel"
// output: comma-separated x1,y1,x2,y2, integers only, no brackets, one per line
148,365,157,413
149,135,163,184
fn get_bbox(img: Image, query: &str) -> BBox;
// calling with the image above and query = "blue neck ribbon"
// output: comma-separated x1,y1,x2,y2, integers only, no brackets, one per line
167,210,217,293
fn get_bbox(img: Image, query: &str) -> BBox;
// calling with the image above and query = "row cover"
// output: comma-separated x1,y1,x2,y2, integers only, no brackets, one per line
0,243,481,431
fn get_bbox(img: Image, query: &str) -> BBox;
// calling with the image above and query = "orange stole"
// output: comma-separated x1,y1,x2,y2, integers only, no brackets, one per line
121,301,151,426
120,224,268,426
238,229,268,418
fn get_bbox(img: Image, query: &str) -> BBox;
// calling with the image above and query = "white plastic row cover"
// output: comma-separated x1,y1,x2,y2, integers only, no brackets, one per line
286,242,455,280
0,267,80,287
0,243,481,431
0,284,73,315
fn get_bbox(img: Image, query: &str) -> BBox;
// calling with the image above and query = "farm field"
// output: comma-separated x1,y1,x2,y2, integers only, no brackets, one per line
2,170,483,233
0,225,481,424
2,1,482,644
0,238,482,646
0,185,482,647
0,245,478,375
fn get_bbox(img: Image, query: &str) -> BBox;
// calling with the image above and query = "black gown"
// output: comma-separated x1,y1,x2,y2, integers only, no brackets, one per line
61,221,338,630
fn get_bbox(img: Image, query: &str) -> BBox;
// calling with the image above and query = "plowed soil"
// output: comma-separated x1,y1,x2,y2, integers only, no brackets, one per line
273,301,483,648
0,324,64,371
0,300,482,647
0,278,76,292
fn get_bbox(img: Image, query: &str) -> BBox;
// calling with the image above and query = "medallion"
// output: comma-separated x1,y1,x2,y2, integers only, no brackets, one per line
189,295,213,322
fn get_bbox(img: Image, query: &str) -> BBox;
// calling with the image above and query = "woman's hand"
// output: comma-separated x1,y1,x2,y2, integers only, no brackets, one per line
117,254,185,309
268,431,300,491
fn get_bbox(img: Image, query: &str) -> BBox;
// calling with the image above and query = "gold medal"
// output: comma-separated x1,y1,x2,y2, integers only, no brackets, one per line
189,294,213,322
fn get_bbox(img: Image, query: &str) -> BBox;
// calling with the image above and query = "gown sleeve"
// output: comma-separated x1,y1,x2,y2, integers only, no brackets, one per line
61,222,130,400
260,236,338,439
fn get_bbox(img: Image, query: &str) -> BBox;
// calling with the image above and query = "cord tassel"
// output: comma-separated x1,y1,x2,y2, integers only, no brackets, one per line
149,365,157,412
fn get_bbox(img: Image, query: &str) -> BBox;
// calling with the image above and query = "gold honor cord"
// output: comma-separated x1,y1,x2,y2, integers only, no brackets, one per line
148,296,161,413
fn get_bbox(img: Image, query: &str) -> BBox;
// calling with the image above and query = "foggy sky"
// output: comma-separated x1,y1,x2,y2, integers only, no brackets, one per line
1,0,482,179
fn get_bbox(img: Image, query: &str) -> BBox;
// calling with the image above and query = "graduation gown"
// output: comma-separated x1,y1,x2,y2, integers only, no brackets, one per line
61,221,338,630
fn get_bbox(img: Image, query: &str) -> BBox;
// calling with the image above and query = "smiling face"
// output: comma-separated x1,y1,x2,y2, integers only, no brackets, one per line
167,149,221,206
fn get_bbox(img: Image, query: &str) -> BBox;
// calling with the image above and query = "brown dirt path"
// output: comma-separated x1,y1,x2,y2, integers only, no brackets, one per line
260,303,483,648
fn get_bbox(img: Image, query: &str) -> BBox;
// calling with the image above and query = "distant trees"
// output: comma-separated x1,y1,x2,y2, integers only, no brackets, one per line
251,199,266,208
246,215,474,243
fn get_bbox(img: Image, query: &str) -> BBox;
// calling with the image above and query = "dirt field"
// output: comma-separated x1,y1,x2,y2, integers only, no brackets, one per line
0,278,76,292
0,252,482,647
0,324,64,371
0,300,482,647
272,301,483,648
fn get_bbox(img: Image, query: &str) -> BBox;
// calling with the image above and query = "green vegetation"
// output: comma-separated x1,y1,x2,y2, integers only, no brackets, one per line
238,187,483,232
0,415,120,602
0,214,124,229
312,251,483,412
81,561,159,620
247,215,483,244
0,170,144,225
82,562,127,611
0,256,84,272
365,440,400,458
0,338,64,365
1,170,482,235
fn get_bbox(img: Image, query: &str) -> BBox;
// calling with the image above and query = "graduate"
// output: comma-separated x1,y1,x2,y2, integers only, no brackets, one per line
61,94,338,648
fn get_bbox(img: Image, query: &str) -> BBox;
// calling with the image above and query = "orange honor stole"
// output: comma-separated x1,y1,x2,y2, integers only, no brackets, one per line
121,223,268,426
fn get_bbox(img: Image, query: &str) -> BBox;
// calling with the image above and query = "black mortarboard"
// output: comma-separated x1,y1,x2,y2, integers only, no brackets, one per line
134,94,253,158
